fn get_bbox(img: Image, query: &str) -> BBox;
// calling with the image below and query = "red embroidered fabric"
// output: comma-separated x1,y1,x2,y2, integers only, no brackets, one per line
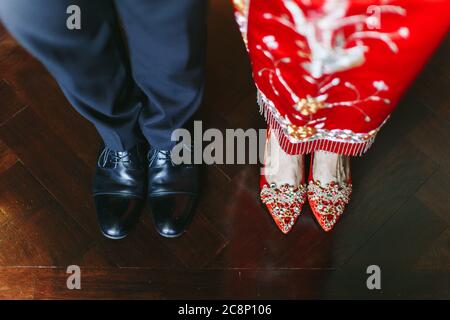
233,0,450,156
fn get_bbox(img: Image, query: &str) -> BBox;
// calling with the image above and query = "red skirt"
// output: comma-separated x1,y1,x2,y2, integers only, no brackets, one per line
233,0,450,156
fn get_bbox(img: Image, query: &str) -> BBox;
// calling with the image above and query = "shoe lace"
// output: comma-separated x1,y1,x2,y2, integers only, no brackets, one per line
98,148,132,168
148,148,175,166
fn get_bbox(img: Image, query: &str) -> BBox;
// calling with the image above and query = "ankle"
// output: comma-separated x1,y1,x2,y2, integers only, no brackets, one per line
312,151,350,184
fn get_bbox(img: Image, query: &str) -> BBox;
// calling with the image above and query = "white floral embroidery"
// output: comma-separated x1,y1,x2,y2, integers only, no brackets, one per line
263,0,408,78
373,80,388,91
263,35,279,49
256,0,408,124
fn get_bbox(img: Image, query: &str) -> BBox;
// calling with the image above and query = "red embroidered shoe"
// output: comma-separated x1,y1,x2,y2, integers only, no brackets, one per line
307,152,352,232
260,128,307,234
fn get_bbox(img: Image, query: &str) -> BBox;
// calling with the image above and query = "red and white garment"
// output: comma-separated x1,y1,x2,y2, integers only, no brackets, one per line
233,0,450,156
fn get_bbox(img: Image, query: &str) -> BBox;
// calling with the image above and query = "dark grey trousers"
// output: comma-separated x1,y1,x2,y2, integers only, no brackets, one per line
0,0,207,150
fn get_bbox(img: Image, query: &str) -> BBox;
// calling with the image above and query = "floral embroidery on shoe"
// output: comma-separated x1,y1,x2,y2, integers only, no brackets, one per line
307,180,352,231
260,183,306,233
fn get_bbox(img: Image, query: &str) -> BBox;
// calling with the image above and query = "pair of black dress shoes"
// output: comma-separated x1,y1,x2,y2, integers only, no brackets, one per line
92,143,199,239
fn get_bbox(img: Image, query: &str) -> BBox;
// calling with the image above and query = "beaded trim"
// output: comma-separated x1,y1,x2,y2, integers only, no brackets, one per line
257,90,386,156
307,180,352,231
260,182,306,233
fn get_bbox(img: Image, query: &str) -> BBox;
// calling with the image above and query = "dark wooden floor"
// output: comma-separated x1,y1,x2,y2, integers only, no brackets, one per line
0,0,449,299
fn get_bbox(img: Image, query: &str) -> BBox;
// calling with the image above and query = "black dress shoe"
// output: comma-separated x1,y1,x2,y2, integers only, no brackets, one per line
93,144,147,239
147,147,199,238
